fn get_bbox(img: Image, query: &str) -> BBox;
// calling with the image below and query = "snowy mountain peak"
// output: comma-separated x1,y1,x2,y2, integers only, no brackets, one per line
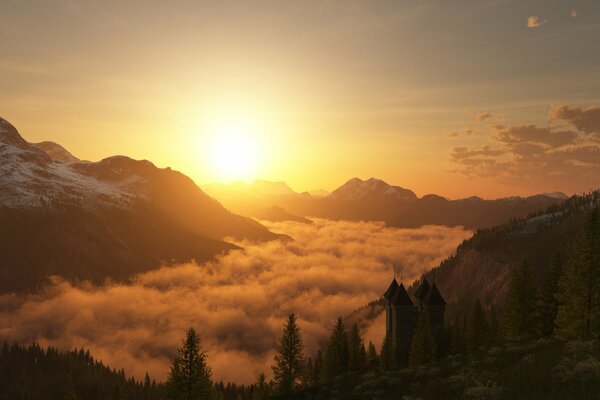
330,177,417,202
32,141,81,163
0,117,30,149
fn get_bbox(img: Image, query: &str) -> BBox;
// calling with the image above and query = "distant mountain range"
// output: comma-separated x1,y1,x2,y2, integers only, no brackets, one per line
203,177,569,229
0,117,278,292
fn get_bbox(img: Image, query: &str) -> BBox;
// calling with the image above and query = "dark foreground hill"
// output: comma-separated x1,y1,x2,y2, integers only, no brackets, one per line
0,117,278,292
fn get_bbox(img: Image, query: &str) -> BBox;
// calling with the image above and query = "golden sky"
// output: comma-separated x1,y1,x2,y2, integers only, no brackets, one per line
1,1,599,198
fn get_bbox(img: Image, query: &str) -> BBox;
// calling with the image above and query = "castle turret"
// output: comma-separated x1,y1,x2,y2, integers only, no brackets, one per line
422,282,446,331
384,278,417,353
414,277,431,308
383,278,399,336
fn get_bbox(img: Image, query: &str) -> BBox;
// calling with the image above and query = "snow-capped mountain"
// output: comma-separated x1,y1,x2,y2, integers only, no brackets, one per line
0,119,135,208
0,117,277,292
31,141,81,163
329,177,417,202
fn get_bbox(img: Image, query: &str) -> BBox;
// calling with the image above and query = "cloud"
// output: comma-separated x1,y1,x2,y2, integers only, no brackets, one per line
493,124,579,148
570,10,577,18
0,219,470,384
550,105,600,136
446,131,459,138
527,15,546,28
449,105,600,190
476,112,492,123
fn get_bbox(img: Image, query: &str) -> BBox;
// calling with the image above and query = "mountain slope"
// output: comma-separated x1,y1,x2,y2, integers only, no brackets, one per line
431,193,599,319
0,117,277,292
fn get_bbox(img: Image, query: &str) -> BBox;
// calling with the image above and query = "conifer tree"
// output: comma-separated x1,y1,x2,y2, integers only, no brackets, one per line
323,317,349,379
539,252,563,337
379,333,394,370
253,373,270,400
408,313,436,366
272,314,305,395
556,208,600,339
504,259,538,339
347,324,364,371
466,300,489,352
367,341,378,369
167,328,213,400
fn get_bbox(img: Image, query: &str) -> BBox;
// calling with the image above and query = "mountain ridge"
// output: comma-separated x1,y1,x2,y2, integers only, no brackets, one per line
0,117,278,292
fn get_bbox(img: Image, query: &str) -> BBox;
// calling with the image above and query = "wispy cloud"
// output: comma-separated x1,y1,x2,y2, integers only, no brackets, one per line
527,15,546,28
449,105,600,190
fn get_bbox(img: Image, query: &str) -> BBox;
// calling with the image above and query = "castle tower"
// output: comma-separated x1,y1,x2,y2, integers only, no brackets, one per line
383,278,417,352
414,277,431,309
422,282,446,331
383,278,399,337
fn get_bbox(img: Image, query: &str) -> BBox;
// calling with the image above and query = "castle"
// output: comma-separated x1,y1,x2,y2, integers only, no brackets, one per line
383,275,446,354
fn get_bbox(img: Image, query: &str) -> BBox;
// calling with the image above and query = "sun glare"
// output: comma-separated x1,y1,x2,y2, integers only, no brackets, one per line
208,117,261,182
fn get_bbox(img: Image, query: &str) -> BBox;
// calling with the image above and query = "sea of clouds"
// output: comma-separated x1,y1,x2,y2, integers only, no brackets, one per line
0,218,471,384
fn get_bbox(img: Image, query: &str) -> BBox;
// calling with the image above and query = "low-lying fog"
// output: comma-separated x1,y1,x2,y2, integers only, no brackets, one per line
0,218,471,383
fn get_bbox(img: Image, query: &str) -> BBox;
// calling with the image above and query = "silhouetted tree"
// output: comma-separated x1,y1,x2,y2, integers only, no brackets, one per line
348,324,365,371
379,333,394,370
467,300,489,352
539,252,563,337
556,208,600,339
253,373,270,400
167,328,213,400
367,341,378,369
323,317,349,379
408,313,436,366
272,314,305,395
505,259,538,339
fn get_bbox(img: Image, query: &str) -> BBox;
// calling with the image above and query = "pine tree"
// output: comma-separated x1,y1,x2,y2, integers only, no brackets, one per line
272,313,305,395
253,373,270,400
379,333,394,370
367,341,378,369
347,324,364,371
466,299,489,352
167,328,213,400
556,208,600,339
409,313,436,366
323,317,349,379
539,252,563,337
504,259,538,339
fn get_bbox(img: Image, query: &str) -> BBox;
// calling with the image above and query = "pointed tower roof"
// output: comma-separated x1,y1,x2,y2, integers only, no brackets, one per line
414,277,431,302
383,278,399,301
424,283,446,306
391,283,414,306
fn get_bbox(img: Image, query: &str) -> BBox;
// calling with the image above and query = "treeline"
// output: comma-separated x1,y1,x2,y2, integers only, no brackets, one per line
0,342,165,400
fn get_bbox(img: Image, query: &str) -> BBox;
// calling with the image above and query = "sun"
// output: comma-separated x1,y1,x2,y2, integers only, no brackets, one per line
208,117,261,182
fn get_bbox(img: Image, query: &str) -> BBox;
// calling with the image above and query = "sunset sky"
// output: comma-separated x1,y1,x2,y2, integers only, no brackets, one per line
1,0,599,198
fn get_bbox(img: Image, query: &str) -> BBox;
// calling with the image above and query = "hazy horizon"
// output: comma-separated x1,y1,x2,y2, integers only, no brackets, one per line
2,0,599,199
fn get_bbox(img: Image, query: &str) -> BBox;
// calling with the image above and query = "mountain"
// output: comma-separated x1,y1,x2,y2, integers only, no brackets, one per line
209,176,566,229
430,191,599,319
202,180,311,223
329,177,417,202
32,141,81,163
0,117,277,292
